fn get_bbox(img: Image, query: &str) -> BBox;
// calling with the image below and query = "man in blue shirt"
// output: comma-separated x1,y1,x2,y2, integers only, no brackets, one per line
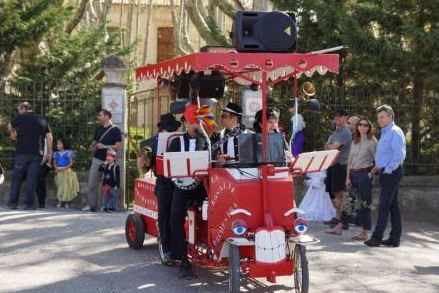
365,105,406,247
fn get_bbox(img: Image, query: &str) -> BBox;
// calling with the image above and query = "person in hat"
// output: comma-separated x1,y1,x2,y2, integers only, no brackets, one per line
213,102,249,164
98,149,120,212
287,99,306,157
167,104,209,279
137,112,182,266
324,107,352,230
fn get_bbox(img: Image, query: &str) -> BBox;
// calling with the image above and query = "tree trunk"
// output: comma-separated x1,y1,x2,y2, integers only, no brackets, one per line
170,0,190,55
126,0,135,48
66,0,89,34
216,0,237,18
180,8,195,53
233,0,244,10
142,0,153,64
186,0,225,45
252,0,270,11
100,0,113,24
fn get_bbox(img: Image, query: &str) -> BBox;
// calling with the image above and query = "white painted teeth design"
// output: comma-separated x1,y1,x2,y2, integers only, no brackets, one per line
256,230,271,262
255,229,286,263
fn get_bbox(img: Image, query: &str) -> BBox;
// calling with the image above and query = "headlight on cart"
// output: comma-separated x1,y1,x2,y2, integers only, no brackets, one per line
294,218,308,234
231,219,247,236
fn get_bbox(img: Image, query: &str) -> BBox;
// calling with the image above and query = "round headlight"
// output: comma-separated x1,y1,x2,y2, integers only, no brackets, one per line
294,218,308,234
231,219,247,236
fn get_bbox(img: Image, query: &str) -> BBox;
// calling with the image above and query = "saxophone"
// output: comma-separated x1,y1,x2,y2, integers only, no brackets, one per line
126,135,154,173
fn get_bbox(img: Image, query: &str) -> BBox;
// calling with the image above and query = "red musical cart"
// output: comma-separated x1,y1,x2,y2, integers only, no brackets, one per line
125,51,339,293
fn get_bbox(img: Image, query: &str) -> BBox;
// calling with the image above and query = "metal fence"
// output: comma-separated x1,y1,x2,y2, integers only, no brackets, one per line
1,81,438,177
0,81,101,170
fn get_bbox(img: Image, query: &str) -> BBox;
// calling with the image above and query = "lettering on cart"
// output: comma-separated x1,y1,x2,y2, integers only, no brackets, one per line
213,203,238,247
133,204,158,219
211,182,236,207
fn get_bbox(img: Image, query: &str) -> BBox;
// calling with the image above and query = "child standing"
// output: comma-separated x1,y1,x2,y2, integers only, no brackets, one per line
53,138,79,208
99,149,120,212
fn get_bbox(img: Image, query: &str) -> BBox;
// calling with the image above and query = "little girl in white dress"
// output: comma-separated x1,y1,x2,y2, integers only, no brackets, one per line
299,171,336,221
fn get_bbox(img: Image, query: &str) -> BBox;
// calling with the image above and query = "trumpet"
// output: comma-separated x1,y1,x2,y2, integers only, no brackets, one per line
302,82,316,97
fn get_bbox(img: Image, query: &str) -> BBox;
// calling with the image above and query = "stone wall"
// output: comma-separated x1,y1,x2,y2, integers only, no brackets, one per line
1,172,438,224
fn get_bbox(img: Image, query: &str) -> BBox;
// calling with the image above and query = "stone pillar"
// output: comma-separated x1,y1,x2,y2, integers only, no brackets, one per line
101,56,128,210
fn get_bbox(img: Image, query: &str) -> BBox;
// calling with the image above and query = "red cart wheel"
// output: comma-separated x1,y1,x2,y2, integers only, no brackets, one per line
293,244,309,293
125,214,145,249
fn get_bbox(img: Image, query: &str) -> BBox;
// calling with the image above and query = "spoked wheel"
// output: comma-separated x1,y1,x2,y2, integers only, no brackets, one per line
125,214,145,249
228,244,240,293
293,244,309,293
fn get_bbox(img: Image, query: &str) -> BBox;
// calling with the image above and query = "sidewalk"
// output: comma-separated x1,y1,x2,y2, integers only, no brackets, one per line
0,207,438,292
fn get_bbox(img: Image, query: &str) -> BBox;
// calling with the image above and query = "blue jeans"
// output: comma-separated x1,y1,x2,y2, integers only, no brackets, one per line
372,166,403,242
350,171,373,230
9,155,42,207
103,187,118,210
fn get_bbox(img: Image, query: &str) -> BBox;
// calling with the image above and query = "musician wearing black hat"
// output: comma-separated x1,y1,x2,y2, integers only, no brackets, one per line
137,113,181,266
212,102,249,164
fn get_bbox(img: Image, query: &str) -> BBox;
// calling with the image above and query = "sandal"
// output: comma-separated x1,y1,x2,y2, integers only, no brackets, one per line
325,229,342,235
352,235,368,241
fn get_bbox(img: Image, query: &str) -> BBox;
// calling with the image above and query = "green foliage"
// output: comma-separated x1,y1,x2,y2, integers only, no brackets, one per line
206,16,231,46
0,0,133,169
0,0,70,78
270,0,439,174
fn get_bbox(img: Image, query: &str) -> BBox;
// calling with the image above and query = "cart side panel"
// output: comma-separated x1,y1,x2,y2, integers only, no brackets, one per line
134,178,159,237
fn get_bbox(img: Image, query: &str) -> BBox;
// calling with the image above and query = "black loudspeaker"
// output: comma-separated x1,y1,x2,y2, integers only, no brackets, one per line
231,11,297,53
174,71,225,100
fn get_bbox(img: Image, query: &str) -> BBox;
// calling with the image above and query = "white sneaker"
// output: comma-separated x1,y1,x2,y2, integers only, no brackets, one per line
57,203,61,208
65,203,69,209
81,205,91,212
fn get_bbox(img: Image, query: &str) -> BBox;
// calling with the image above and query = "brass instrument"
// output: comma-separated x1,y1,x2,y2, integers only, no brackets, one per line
302,82,316,97
126,135,154,174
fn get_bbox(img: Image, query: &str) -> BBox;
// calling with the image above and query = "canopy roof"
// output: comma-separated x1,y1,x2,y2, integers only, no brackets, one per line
135,52,339,85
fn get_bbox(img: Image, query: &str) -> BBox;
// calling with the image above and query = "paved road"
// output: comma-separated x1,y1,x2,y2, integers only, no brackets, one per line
0,207,438,293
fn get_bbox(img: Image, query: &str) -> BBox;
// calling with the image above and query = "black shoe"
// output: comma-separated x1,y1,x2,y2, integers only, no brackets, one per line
324,218,339,226
381,238,400,247
7,203,17,210
364,238,381,247
38,203,45,209
342,223,349,230
179,261,195,279
23,206,37,210
162,252,174,266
